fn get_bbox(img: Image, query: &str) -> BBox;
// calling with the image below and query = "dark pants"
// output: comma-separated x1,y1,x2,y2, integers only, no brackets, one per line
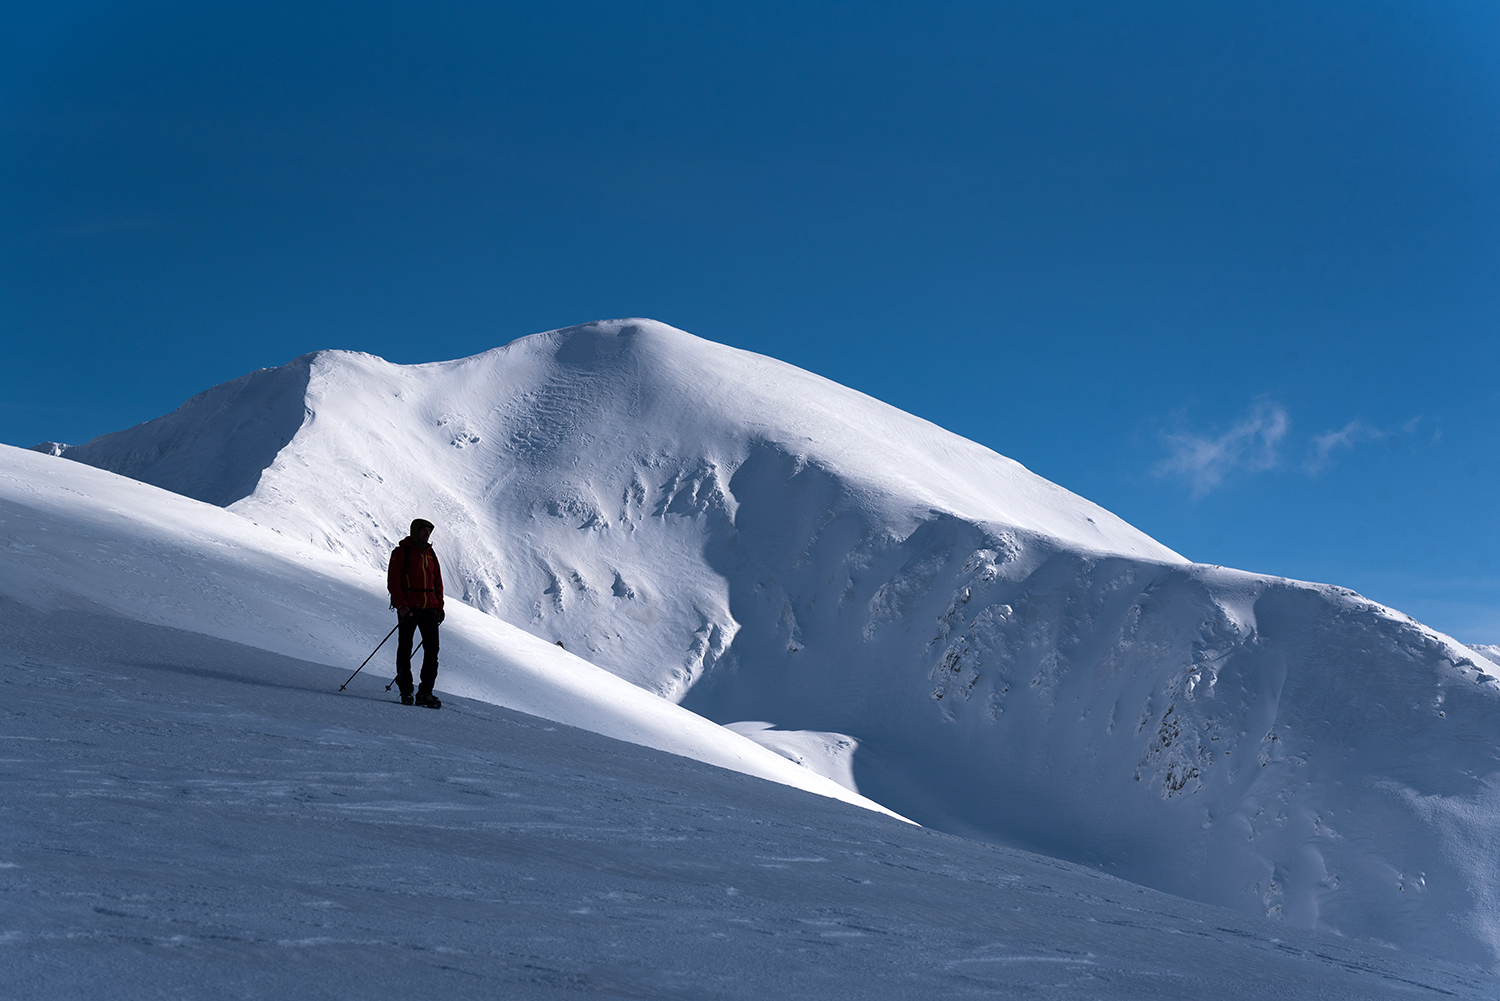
395,608,441,697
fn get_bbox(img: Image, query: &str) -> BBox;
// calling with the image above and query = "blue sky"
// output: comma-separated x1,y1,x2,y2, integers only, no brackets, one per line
3,1,1497,640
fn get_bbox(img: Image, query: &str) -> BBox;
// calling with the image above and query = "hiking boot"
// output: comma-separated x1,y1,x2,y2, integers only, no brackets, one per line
400,693,415,706
414,692,442,709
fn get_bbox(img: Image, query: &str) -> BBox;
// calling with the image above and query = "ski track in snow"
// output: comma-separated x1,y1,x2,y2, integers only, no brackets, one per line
2,610,1492,999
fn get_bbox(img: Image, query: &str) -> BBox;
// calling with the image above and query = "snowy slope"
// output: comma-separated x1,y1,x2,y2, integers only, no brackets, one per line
9,605,1493,999
49,319,1500,965
0,444,896,818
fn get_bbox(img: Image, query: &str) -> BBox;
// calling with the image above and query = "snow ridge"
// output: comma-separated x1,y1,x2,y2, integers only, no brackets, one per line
58,354,313,505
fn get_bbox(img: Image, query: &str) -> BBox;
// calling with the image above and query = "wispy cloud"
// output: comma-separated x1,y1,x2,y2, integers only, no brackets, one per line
1154,398,1289,498
1304,420,1383,474
1156,404,1433,496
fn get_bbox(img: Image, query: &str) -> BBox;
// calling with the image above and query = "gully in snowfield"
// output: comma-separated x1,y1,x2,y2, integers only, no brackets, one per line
388,518,444,708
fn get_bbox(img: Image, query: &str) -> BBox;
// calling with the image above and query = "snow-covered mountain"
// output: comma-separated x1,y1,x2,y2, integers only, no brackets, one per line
46,318,1500,966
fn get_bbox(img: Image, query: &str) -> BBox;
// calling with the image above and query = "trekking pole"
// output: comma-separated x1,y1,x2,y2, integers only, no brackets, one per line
340,624,400,691
386,640,423,692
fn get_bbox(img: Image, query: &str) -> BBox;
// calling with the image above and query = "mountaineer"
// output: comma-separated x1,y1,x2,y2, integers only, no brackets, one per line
387,518,445,708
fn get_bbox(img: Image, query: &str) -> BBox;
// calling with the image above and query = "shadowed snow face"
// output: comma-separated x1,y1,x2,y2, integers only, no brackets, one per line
59,356,314,506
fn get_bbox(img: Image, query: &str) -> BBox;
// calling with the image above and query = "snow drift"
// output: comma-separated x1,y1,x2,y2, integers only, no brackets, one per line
48,318,1500,965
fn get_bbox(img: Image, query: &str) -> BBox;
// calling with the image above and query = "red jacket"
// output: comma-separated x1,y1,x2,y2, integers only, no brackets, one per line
388,538,444,610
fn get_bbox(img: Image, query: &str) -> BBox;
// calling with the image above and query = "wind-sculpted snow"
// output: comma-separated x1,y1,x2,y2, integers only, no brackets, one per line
50,318,1500,965
1473,643,1500,667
